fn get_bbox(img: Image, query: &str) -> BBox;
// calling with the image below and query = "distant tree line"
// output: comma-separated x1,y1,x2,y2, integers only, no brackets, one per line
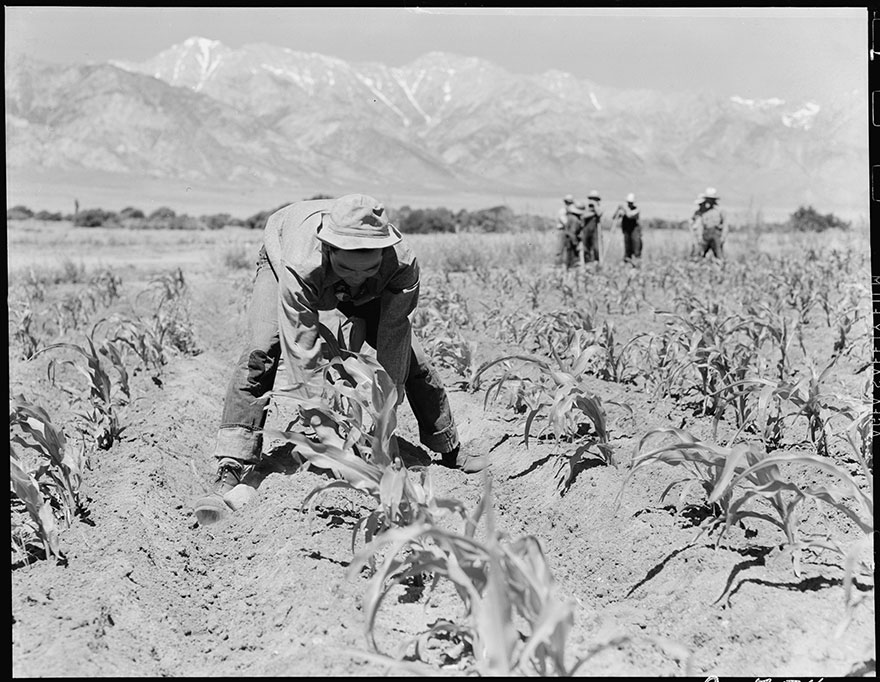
6,201,849,234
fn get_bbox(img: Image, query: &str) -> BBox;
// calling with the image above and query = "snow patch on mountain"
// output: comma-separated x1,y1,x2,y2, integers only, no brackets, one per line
730,95,786,109
395,72,432,124
782,102,821,130
355,73,410,126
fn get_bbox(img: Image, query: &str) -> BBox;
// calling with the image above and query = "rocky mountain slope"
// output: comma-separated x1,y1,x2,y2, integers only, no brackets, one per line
5,36,868,208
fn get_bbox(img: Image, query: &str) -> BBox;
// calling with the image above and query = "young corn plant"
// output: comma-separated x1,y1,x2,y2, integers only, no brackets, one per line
10,395,88,561
11,300,42,360
88,267,123,307
101,314,168,376
137,267,200,357
735,357,841,457
347,475,575,675
620,427,873,576
592,320,647,385
268,349,468,559
33,323,131,450
349,475,693,675
474,346,628,493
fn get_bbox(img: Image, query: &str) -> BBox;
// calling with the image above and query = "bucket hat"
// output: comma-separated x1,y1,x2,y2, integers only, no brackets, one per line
316,194,402,250
626,193,636,203
563,194,574,204
704,187,720,201
570,201,586,214
587,189,601,200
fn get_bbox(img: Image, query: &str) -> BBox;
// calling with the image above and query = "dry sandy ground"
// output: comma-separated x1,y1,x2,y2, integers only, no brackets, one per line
9,233,875,677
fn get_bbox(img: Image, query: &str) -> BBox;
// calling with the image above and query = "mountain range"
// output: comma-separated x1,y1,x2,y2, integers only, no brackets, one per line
5,36,869,214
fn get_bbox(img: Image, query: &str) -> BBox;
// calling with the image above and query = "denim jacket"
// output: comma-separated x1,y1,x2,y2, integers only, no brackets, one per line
263,200,420,392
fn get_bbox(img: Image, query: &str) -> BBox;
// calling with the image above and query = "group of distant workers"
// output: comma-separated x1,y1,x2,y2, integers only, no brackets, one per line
556,187,726,267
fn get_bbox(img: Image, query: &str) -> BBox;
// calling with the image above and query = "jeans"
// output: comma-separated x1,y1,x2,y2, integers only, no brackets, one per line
701,232,724,259
581,225,599,262
622,226,642,261
213,247,459,464
556,230,580,269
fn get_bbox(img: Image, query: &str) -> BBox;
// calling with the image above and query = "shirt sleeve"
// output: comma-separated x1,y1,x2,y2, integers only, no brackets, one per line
263,210,284,273
277,263,325,400
376,258,420,390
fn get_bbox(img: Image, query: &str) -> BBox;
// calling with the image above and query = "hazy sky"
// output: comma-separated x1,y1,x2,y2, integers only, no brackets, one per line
4,6,868,102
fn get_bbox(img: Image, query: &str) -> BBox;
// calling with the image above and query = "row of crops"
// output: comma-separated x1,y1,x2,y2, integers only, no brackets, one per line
253,247,873,672
9,240,874,674
9,263,201,562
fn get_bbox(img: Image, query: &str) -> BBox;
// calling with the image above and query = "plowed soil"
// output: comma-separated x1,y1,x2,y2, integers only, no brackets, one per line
9,224,875,677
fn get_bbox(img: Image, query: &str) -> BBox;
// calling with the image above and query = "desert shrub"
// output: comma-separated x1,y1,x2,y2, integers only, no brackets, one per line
202,213,233,230
149,206,176,221
787,205,850,232
8,205,34,220
245,203,291,231
396,206,457,234
465,205,515,232
394,204,552,235
304,193,335,200
74,208,117,227
34,210,64,221
227,217,246,227
145,211,204,230
120,206,145,219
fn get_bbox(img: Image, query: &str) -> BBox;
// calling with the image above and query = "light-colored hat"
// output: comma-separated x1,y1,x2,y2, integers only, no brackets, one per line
316,194,402,250
626,193,636,203
704,187,720,201
570,201,586,214
563,194,574,204
587,190,601,200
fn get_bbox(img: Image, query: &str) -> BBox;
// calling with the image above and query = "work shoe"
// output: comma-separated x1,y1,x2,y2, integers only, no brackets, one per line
440,444,489,474
212,458,250,496
193,459,257,525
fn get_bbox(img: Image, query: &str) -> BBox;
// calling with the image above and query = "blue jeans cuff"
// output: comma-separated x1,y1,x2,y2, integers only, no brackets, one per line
214,426,263,464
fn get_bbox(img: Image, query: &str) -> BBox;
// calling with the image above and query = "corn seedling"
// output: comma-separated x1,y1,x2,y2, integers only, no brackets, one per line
347,475,580,675
269,351,468,558
734,357,841,457
621,427,873,576
33,323,131,450
88,267,123,307
11,300,42,360
10,395,88,560
10,445,62,561
474,351,621,472
100,314,168,374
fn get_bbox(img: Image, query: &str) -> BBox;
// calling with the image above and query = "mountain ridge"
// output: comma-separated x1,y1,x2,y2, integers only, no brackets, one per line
5,37,868,213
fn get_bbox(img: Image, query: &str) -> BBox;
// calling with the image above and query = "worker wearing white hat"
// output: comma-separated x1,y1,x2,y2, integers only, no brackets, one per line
696,187,727,259
612,192,642,263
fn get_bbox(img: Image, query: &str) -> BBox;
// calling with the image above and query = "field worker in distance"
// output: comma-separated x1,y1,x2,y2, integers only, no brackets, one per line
697,187,727,259
558,199,585,269
612,192,642,263
194,193,488,524
580,190,603,263
689,193,706,258
555,193,576,266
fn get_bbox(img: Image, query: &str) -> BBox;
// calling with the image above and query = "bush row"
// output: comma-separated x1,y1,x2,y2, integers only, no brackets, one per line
7,201,850,234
